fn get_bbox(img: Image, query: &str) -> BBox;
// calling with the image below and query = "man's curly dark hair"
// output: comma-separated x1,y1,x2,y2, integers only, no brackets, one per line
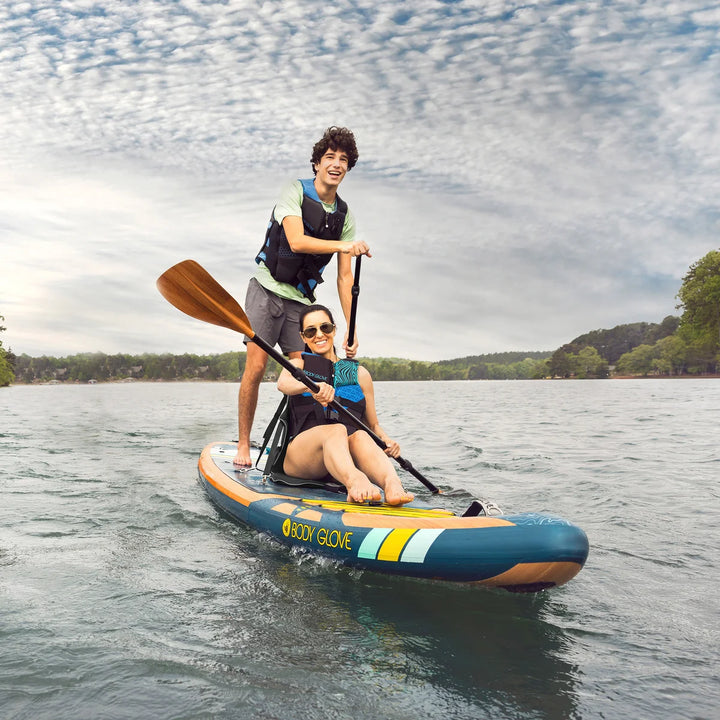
311,126,359,174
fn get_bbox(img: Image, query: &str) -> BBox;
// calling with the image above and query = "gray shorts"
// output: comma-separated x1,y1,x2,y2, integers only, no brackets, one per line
243,277,306,355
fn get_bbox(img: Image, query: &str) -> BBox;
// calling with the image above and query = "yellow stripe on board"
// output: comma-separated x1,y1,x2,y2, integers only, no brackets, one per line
298,498,455,518
377,528,418,562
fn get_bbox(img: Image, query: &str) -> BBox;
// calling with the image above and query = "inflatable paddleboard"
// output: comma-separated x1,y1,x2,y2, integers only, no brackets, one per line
198,442,589,592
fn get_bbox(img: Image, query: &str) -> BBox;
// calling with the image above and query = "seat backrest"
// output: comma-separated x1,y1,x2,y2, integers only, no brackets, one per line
257,395,345,493
257,396,290,477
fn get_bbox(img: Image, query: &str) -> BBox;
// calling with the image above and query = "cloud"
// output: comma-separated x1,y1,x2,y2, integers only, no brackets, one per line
1,0,719,361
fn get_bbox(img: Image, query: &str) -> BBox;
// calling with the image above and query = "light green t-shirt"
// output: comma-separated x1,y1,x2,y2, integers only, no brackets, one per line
255,179,356,303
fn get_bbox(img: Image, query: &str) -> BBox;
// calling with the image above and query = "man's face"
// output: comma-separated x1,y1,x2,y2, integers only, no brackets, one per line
314,148,349,187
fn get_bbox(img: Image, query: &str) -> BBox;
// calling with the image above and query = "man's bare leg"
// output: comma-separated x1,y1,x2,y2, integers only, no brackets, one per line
234,343,269,467
234,345,301,467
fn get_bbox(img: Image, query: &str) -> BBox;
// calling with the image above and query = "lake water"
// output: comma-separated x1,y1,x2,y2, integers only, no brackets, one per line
1,380,718,719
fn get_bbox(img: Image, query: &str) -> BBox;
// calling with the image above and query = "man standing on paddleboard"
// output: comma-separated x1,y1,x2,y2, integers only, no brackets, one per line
234,126,371,468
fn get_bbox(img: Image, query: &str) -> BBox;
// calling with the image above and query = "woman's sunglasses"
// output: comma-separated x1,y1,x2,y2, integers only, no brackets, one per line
301,322,336,339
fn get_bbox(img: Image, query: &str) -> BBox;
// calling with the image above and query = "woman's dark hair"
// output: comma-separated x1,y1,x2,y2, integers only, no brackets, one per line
298,304,335,331
311,126,359,174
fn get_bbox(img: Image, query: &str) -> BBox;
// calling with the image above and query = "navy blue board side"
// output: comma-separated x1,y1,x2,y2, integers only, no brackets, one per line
420,520,589,582
197,442,590,589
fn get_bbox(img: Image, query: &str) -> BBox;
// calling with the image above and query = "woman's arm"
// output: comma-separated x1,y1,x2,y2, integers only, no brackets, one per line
277,358,305,395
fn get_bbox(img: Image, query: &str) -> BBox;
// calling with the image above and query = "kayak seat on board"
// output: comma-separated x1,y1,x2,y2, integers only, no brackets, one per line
257,397,346,494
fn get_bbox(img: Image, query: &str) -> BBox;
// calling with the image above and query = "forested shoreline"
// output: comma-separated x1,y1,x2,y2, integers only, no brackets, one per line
2,314,717,386
2,249,719,386
9,349,553,384
5,312,718,385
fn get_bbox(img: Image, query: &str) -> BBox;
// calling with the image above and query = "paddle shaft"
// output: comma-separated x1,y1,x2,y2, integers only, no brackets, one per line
252,333,440,494
346,255,361,350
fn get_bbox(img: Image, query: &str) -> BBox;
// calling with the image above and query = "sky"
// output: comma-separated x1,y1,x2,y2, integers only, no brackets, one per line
1,0,719,362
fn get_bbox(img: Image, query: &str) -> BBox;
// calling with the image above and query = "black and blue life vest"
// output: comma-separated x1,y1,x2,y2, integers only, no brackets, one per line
255,179,348,302
288,353,366,439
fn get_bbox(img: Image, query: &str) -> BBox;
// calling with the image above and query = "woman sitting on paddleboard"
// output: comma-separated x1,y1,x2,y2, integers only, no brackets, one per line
277,304,414,506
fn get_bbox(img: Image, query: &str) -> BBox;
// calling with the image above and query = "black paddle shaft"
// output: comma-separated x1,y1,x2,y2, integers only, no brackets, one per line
346,255,362,349
251,333,440,494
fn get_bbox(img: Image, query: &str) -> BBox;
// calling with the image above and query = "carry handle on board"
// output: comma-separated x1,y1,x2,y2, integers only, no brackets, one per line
156,259,441,494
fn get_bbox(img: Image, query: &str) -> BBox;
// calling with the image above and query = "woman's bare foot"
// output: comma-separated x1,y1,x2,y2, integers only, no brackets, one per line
382,480,414,506
344,471,382,504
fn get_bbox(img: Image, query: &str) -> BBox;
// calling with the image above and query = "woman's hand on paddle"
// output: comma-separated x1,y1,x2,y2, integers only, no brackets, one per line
311,382,335,407
383,438,401,458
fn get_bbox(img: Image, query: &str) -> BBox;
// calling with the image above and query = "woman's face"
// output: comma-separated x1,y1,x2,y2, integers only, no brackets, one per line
301,310,336,355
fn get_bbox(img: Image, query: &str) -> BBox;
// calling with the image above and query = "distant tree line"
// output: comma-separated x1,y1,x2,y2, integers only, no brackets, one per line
9,350,555,384
3,250,719,385
360,352,552,381
11,351,251,385
548,249,720,377
547,319,678,378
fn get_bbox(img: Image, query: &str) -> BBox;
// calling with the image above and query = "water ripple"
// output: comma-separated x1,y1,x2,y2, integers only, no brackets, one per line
1,380,718,719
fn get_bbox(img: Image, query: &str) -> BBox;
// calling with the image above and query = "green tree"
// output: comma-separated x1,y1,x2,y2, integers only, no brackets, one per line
676,249,720,371
616,344,655,376
652,335,687,376
0,315,14,387
467,363,489,380
563,320,679,365
682,337,718,375
647,315,681,344
207,352,242,381
529,358,550,379
574,346,609,379
487,363,510,380
548,349,573,378
504,357,541,379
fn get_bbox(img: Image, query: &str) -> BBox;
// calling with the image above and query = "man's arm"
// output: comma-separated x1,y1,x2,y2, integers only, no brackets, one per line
337,251,354,323
282,216,369,257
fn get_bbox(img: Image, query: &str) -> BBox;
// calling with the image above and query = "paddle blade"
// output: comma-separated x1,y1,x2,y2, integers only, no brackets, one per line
156,259,255,338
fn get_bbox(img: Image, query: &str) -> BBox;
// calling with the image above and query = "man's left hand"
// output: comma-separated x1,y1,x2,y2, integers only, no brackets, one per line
343,332,358,360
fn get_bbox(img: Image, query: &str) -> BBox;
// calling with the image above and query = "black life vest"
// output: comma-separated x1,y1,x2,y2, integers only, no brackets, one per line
288,353,366,439
255,179,348,301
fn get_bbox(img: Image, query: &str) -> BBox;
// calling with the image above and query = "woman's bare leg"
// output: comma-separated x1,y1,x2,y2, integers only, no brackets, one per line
348,431,414,505
283,424,382,503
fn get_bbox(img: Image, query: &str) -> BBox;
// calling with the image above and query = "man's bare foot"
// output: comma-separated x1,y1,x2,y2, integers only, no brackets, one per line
344,473,382,504
233,443,252,469
383,480,414,506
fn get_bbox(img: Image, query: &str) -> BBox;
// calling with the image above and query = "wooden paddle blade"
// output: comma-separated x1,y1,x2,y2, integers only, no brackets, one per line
156,259,255,338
